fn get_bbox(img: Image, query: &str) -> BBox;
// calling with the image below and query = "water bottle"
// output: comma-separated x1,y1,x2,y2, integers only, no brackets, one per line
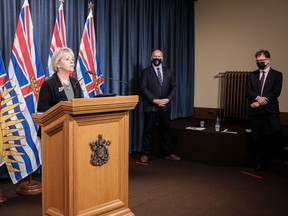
215,116,220,132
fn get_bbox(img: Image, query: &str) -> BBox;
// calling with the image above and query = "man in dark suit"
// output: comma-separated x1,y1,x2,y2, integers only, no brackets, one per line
246,49,283,171
139,49,181,163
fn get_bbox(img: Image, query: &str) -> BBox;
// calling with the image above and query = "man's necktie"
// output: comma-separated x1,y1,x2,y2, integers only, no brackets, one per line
156,67,163,86
259,71,265,95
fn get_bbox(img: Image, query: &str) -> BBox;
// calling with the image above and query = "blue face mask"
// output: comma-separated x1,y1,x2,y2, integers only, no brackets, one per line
257,62,266,70
152,58,162,66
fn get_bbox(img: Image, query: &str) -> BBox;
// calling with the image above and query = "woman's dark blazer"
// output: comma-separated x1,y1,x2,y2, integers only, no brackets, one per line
37,72,83,112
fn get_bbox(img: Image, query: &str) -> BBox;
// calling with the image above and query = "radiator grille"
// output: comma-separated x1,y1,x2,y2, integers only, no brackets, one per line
221,71,251,119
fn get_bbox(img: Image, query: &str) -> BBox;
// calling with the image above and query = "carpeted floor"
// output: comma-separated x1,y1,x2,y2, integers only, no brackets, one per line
1,156,288,216
1,117,288,215
129,155,288,216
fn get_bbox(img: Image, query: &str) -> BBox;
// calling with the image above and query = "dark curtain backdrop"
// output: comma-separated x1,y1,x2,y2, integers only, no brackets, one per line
0,0,194,155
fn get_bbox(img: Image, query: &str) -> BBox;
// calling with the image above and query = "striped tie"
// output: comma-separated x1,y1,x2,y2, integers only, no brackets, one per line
156,67,163,86
259,71,265,95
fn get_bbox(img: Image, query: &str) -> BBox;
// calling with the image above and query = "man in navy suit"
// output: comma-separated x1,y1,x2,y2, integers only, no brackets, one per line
246,49,283,171
139,49,181,163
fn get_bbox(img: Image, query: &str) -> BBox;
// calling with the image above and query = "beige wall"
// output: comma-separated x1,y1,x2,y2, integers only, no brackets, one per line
194,0,288,112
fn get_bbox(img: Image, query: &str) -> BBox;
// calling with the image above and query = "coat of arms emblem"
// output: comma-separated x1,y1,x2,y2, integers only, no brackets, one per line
89,134,111,166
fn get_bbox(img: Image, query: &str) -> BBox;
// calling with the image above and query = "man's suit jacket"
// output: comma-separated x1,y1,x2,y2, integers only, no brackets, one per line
140,65,176,112
246,68,282,116
37,72,82,112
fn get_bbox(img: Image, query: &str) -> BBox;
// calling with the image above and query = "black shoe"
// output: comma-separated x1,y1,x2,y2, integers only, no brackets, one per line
139,155,149,163
250,164,265,172
250,167,263,172
165,154,181,161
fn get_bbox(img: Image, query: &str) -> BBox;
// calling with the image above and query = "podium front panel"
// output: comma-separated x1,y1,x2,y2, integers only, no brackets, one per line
73,112,129,214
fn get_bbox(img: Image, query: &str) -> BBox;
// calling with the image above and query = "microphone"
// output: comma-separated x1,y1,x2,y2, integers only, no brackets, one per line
73,71,94,89
73,71,128,97
94,76,128,97
86,70,96,75
82,70,129,86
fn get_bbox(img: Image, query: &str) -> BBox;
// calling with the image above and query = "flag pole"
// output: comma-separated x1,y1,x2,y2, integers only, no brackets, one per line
88,1,100,94
0,187,8,203
16,174,42,195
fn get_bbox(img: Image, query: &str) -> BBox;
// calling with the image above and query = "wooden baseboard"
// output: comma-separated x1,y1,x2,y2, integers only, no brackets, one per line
280,112,288,125
193,107,221,119
194,107,288,125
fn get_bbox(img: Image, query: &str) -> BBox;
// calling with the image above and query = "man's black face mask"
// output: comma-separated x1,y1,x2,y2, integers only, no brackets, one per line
256,62,266,70
152,58,162,66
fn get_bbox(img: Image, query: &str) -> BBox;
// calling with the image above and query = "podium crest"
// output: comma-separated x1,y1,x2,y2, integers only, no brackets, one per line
89,134,111,166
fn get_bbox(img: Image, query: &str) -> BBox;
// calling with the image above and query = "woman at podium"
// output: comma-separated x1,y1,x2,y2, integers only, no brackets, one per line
37,47,82,112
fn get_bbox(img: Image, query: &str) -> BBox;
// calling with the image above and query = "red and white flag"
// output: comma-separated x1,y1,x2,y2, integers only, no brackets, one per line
0,51,7,91
46,0,67,77
76,9,105,97
4,0,45,184
0,51,7,168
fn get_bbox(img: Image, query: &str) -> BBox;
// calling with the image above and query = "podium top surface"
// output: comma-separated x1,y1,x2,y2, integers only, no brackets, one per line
33,95,138,126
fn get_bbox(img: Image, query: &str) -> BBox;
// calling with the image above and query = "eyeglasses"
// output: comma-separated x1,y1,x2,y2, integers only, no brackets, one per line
255,59,268,63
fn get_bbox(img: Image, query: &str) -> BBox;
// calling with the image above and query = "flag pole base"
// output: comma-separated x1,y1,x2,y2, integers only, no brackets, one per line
16,175,42,195
0,189,8,203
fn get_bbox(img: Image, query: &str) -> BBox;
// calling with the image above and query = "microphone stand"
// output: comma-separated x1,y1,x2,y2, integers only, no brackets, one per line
73,71,91,89
96,76,128,96
84,71,129,87
104,77,129,86
76,71,129,96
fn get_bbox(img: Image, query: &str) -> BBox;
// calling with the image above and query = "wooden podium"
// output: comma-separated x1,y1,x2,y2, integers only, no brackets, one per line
33,96,138,216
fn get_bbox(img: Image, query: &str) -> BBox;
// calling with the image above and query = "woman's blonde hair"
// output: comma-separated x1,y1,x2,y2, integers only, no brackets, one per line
51,47,74,72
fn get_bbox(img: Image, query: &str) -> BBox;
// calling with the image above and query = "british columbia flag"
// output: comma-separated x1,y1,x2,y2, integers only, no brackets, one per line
0,51,7,168
76,9,105,97
47,0,67,77
0,51,7,95
3,0,45,184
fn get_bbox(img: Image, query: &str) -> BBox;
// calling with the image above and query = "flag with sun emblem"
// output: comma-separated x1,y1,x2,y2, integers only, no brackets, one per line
76,2,105,97
47,0,67,77
0,51,6,87
0,51,8,168
1,51,25,173
4,0,45,184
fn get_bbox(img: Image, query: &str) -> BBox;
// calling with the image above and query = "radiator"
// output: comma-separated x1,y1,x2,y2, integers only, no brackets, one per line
220,71,251,119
